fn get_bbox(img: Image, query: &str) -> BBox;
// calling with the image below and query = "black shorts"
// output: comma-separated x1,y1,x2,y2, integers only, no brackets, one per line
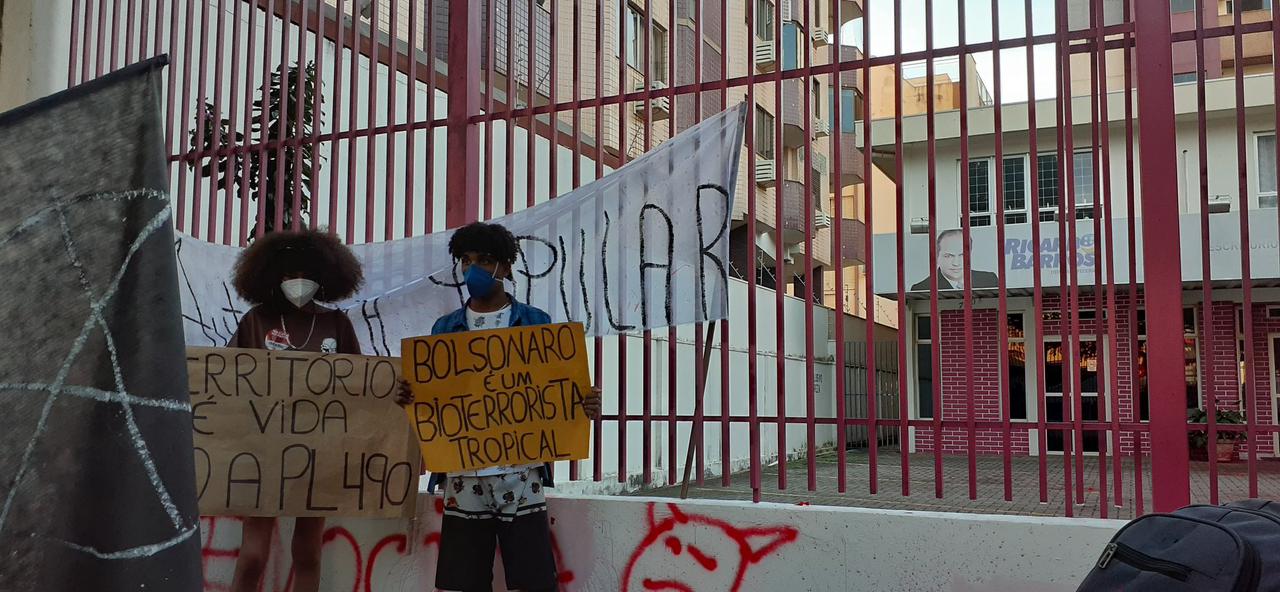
435,510,558,592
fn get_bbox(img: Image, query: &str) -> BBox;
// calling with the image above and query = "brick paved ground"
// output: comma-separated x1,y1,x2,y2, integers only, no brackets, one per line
635,449,1280,519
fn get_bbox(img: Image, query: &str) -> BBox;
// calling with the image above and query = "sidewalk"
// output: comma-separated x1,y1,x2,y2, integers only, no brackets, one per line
635,449,1280,519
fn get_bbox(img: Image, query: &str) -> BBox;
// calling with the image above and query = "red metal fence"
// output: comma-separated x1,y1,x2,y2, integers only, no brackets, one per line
62,0,1280,517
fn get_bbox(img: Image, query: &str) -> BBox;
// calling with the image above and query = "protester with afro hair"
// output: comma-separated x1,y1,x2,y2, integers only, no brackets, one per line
225,229,366,592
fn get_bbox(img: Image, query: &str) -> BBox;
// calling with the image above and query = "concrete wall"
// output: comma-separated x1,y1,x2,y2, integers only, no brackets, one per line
0,0,72,112
200,494,1122,592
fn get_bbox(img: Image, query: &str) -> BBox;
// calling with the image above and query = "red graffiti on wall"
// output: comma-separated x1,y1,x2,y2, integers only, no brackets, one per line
201,497,576,592
620,503,799,592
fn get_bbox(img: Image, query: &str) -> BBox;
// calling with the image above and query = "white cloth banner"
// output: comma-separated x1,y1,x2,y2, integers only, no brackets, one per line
178,104,746,355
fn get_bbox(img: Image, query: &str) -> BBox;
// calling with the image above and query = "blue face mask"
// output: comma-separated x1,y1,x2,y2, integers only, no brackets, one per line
464,265,500,299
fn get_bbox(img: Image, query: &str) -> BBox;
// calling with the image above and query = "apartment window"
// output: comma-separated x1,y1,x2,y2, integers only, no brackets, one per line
967,160,993,227
755,106,775,160
832,87,860,133
965,156,1029,226
1008,313,1028,421
1259,133,1276,208
755,0,775,41
813,81,821,121
1037,154,1060,222
1171,0,1195,12
915,315,935,419
1227,0,1273,12
653,23,669,83
1173,72,1198,84
782,22,799,70
1073,150,1097,219
625,5,643,71
1002,156,1029,225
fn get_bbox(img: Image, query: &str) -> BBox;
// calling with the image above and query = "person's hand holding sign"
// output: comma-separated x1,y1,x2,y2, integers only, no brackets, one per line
395,379,414,407
583,386,602,420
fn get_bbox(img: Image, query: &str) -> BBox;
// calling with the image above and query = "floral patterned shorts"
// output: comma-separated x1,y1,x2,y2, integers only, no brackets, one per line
442,467,547,523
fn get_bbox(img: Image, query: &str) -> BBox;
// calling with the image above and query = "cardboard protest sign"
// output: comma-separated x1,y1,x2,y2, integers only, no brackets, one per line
188,347,420,518
403,323,592,473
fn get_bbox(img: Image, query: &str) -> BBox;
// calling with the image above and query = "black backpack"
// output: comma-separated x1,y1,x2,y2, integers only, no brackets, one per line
1076,501,1280,591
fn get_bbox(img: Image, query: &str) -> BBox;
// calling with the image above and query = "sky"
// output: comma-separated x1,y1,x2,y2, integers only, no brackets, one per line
840,0,1067,103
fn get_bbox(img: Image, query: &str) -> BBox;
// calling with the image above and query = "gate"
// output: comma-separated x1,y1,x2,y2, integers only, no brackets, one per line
51,0,1280,517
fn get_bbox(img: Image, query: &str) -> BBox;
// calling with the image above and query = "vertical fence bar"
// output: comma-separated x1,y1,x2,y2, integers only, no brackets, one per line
108,0,119,72
640,0,654,487
992,0,1013,503
861,0,878,495
505,0,516,218
687,0,706,488
326,0,345,239
1195,0,1221,507
404,0,418,237
832,0,848,495
1134,0,1190,512
425,0,436,233
83,0,96,83
719,0,732,490
273,0,293,235
1087,0,1108,519
139,0,150,61
221,0,242,245
1096,0,1122,515
151,0,165,61
239,0,259,246
1026,0,1049,504
309,1,325,234
666,0,685,487
69,0,83,87
206,0,227,243
344,0,360,242
384,0,399,239
773,0,787,492
526,0,535,215
924,0,944,499
1122,0,1141,512
176,0,198,234
802,0,817,493
125,0,137,65
616,0,630,485
593,0,605,482
483,0,495,222
894,0,910,499
568,0,582,483
746,0,762,503
446,0,481,227
362,0,378,241
1060,0,1086,507
187,0,209,237
1231,0,1259,499
957,0,978,502
1053,0,1075,517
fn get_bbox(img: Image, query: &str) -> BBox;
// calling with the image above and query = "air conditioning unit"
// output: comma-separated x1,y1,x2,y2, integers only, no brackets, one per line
815,210,833,230
1207,194,1232,213
755,159,776,186
812,117,830,138
632,81,671,120
910,217,930,234
812,26,830,47
754,42,776,72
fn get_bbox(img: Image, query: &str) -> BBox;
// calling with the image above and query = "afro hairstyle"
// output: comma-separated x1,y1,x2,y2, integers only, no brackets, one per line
447,222,519,266
232,229,364,307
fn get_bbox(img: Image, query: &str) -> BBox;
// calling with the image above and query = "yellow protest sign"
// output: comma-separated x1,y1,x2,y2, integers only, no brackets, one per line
402,323,592,473
187,347,420,518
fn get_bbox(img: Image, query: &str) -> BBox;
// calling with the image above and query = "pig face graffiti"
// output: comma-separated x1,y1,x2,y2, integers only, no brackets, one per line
621,503,799,592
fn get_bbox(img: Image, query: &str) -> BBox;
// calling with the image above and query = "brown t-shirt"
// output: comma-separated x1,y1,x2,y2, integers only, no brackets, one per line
229,305,362,355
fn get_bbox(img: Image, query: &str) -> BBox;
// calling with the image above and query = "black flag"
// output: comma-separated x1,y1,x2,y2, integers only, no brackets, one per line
0,56,202,590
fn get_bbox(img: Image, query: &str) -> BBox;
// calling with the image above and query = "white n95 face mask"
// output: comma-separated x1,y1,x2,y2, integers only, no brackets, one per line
281,278,320,308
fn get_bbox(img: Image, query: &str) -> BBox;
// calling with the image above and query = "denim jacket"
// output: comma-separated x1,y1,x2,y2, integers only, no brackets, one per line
424,295,556,493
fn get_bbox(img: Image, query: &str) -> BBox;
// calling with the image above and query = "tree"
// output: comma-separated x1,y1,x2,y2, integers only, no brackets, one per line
189,60,324,239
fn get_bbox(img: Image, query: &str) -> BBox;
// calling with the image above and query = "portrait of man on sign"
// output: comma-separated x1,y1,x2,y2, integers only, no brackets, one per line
911,228,999,292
